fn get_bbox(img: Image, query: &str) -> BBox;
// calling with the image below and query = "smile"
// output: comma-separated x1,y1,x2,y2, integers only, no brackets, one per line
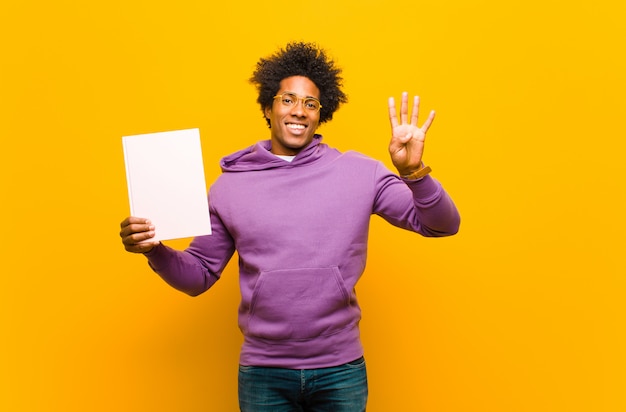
286,123,306,130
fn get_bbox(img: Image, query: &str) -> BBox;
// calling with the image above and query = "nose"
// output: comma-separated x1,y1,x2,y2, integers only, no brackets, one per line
290,99,307,116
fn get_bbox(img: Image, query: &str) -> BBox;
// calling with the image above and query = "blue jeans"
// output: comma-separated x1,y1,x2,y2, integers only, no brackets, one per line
238,357,368,412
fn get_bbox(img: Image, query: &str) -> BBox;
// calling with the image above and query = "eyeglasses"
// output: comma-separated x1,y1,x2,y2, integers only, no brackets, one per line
273,92,322,112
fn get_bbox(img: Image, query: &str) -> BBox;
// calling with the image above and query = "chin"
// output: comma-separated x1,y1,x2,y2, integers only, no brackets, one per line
285,137,312,148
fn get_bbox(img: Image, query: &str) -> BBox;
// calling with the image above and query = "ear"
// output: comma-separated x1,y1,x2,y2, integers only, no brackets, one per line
264,106,271,120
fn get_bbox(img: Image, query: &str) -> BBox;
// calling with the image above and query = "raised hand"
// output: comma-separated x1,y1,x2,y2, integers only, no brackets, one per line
388,92,435,176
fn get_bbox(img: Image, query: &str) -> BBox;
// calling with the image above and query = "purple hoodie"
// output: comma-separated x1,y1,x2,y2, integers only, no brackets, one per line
145,135,460,369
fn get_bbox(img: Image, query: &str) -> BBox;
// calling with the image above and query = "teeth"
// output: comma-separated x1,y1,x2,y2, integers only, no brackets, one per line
287,124,305,129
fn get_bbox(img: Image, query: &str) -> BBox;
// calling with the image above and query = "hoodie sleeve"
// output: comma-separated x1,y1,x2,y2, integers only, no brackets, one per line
372,162,460,237
143,204,236,296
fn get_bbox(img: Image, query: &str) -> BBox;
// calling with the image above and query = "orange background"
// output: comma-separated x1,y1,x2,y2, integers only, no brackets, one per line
1,1,625,410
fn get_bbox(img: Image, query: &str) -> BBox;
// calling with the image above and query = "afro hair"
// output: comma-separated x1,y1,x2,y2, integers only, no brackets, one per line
250,42,348,127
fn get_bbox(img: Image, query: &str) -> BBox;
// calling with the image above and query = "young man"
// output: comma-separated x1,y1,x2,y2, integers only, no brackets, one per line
120,42,460,411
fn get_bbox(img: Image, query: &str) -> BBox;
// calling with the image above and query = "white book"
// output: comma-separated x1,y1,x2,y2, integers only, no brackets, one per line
122,128,212,242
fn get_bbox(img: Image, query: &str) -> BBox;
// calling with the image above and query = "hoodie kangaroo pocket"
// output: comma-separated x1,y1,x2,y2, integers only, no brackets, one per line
246,267,358,341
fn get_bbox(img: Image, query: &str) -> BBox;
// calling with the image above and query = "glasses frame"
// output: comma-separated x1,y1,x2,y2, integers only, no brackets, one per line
273,92,323,113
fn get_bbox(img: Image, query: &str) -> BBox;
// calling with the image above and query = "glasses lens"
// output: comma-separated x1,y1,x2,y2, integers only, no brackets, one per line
304,98,320,111
281,92,297,106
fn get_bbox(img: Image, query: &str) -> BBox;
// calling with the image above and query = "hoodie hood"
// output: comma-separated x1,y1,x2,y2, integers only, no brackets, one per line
220,134,329,173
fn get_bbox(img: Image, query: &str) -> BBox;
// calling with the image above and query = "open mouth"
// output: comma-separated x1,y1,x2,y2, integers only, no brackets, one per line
286,123,306,131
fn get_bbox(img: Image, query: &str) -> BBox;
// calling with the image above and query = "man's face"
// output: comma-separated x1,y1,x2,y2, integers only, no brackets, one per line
264,76,321,156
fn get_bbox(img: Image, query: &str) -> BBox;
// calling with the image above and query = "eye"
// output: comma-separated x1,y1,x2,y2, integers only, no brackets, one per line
282,93,296,105
305,100,319,110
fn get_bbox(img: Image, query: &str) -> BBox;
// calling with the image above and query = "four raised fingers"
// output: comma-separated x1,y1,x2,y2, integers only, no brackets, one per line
389,92,431,129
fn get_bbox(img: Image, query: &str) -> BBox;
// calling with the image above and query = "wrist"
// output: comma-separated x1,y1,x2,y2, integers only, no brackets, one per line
142,242,161,255
400,164,432,180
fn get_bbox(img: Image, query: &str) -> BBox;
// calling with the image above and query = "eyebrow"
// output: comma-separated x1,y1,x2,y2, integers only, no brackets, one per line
282,91,320,100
